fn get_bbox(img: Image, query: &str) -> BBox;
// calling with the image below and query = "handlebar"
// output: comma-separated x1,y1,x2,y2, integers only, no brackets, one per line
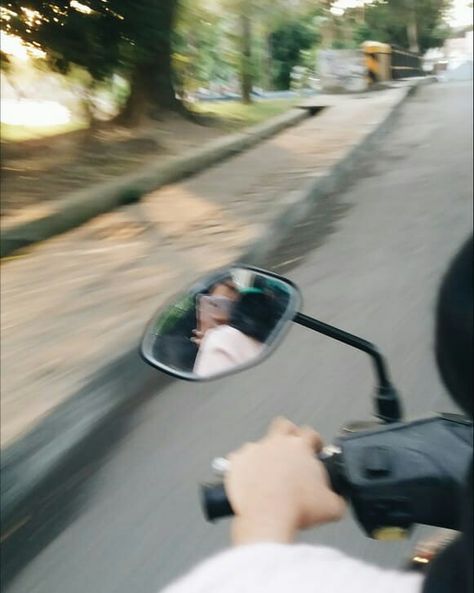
201,482,232,522
201,452,345,522
200,416,472,534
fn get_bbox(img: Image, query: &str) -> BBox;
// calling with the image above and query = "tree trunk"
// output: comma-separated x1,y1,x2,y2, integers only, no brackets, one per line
407,3,420,53
321,19,334,49
79,80,98,127
264,33,274,91
240,13,253,104
118,0,181,126
118,65,155,126
343,18,353,45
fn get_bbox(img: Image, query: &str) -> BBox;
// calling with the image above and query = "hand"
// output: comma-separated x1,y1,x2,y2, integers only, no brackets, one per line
191,329,204,345
225,417,346,545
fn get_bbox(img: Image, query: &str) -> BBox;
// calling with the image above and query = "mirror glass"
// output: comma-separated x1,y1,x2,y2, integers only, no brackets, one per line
141,266,301,380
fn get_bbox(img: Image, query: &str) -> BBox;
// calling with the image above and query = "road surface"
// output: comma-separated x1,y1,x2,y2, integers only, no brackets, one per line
3,80,472,593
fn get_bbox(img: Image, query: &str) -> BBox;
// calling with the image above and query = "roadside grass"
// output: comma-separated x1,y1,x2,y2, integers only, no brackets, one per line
194,98,299,130
1,120,87,142
1,98,299,142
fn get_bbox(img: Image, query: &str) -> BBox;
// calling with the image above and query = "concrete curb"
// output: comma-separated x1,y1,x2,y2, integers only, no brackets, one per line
0,81,423,533
240,82,425,265
0,108,309,259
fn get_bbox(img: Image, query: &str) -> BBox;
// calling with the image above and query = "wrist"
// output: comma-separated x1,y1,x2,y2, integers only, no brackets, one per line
231,515,297,546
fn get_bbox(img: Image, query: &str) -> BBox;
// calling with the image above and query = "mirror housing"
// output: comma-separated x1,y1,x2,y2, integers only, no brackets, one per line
141,265,301,381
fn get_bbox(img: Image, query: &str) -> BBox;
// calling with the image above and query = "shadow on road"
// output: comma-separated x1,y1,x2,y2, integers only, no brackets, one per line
0,372,175,590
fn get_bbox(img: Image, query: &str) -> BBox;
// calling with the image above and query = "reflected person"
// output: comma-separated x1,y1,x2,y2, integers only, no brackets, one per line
192,279,240,346
154,278,238,373
193,289,281,377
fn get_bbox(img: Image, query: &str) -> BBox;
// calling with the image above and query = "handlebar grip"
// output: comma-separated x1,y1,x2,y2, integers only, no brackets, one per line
201,482,234,522
321,451,345,496
200,452,345,522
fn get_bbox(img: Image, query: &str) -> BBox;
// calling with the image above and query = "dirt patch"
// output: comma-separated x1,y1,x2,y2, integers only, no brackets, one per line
0,114,224,223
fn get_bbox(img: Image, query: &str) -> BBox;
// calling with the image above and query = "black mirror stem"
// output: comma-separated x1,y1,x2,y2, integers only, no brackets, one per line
293,312,403,423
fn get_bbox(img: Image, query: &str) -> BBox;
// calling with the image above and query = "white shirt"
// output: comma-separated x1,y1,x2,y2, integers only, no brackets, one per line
193,325,264,377
161,543,423,593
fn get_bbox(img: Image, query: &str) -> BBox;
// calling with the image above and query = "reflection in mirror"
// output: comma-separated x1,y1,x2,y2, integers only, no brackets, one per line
141,266,300,380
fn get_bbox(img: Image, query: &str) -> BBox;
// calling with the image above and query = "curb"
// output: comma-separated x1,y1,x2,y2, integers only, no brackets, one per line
0,108,309,259
0,81,421,534
240,82,424,264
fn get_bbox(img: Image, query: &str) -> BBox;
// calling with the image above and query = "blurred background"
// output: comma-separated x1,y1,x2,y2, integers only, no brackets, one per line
0,1,473,593
0,0,471,219
0,0,472,137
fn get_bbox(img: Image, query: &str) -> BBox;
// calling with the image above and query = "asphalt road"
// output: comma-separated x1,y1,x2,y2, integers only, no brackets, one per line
3,80,473,593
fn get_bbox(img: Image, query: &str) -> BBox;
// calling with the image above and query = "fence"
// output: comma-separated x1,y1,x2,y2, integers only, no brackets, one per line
391,47,423,80
317,44,424,92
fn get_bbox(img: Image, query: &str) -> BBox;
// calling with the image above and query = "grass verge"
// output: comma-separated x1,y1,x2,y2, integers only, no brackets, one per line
1,120,87,142
194,98,299,130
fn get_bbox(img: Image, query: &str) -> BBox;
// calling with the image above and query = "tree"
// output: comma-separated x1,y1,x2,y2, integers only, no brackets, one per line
173,1,235,99
239,11,253,102
256,0,321,90
221,0,255,103
352,0,451,53
1,1,180,125
222,0,315,102
269,20,317,90
118,1,180,123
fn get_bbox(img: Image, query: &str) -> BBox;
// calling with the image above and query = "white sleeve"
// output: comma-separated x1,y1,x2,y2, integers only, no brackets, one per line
160,543,423,593
193,331,234,376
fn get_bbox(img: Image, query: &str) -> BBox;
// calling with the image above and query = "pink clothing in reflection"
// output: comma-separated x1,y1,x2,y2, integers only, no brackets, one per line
193,325,264,377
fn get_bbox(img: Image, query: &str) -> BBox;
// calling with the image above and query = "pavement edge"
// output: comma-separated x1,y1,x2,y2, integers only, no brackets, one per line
0,108,308,259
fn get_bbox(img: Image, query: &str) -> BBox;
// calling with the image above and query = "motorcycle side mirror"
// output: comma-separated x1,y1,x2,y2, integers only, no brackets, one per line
140,265,301,381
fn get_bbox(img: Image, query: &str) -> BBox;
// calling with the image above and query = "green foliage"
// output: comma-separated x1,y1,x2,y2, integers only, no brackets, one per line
418,21,452,51
3,2,124,80
269,20,318,90
351,0,451,52
353,22,375,45
173,1,235,95
353,3,408,48
195,98,297,130
1,120,86,141
1,1,179,119
331,39,358,49
154,294,194,335
1,0,323,113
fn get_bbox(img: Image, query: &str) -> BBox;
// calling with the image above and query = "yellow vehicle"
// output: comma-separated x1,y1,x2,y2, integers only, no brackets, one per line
362,41,423,85
361,41,392,84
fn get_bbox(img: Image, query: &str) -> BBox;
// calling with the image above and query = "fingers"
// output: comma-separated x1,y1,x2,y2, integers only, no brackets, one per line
298,425,323,453
267,418,323,452
191,329,204,345
268,417,299,436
